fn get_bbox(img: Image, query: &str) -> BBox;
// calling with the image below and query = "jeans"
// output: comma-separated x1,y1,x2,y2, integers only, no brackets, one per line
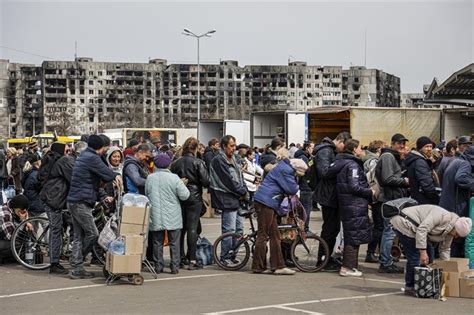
300,191,314,232
252,202,285,271
220,209,244,260
320,206,340,258
379,218,395,266
368,203,384,254
46,206,64,264
151,229,181,271
68,202,99,271
395,231,418,288
180,201,202,262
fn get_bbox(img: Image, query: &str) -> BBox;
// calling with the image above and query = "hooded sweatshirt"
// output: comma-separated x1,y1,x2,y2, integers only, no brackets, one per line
106,146,124,175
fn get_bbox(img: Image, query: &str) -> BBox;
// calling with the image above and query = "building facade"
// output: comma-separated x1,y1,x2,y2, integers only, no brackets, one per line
0,58,401,139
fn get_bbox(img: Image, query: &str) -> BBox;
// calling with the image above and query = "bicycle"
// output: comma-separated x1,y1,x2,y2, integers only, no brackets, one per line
213,199,330,272
11,204,109,270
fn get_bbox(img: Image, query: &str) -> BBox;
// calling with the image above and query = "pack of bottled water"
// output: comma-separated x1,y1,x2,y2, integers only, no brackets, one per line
122,193,149,208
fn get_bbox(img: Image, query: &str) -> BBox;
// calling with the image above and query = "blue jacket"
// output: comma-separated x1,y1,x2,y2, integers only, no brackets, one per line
439,146,474,216
328,153,372,246
67,147,117,206
254,159,299,211
145,169,190,231
209,150,247,211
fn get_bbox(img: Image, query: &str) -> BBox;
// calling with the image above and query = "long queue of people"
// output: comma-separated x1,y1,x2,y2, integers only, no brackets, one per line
0,132,473,297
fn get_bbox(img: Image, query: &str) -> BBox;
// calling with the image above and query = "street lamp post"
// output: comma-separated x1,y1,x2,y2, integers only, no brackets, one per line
182,28,216,141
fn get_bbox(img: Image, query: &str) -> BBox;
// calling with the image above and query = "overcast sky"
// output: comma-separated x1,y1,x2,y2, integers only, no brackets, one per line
1,0,472,92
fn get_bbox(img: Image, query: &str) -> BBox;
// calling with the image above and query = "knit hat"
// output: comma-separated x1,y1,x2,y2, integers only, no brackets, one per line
290,158,308,174
454,217,472,237
128,139,139,148
99,134,111,147
416,136,434,151
87,135,104,150
50,142,67,156
154,153,172,169
9,194,29,210
28,141,38,150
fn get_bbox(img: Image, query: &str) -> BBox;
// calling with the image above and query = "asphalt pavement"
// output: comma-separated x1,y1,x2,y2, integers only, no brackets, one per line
0,213,473,314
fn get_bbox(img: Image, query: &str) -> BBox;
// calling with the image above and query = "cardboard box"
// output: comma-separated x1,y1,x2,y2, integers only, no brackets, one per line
121,205,150,226
120,223,146,234
460,270,474,299
106,252,142,274
123,234,145,255
433,258,469,272
442,272,461,297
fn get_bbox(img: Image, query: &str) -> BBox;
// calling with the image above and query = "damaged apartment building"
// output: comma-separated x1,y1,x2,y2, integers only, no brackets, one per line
0,58,400,138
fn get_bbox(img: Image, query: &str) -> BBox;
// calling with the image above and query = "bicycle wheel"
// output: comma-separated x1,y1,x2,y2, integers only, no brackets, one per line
11,217,51,270
291,234,329,272
213,233,250,271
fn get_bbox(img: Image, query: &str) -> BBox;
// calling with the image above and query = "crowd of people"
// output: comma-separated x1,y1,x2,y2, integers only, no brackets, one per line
0,131,473,297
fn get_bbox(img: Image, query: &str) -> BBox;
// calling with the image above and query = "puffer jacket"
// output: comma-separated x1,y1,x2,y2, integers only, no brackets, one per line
405,150,439,205
123,155,150,194
41,155,76,210
375,148,409,202
439,146,474,216
328,153,372,246
312,138,337,207
254,159,299,211
209,150,247,211
23,167,44,214
293,149,311,192
390,204,459,260
170,153,209,204
145,169,190,231
67,147,117,206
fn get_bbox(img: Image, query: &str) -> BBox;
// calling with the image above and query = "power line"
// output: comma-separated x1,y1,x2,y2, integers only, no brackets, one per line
0,45,55,60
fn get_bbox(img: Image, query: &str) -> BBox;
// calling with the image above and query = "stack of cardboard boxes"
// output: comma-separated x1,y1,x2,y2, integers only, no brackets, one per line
106,204,150,275
433,258,474,299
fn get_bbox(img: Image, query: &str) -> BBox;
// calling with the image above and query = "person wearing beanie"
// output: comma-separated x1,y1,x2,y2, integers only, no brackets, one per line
390,204,473,297
123,144,151,195
123,139,139,158
0,195,29,263
404,136,439,205
22,154,44,217
326,139,373,277
67,135,122,279
145,153,190,274
37,142,67,190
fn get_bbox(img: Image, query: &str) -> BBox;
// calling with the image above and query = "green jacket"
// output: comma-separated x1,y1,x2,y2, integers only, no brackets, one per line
145,169,190,231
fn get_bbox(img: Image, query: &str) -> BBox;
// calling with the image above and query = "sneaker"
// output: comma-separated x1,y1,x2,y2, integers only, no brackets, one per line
322,261,341,272
285,259,296,268
379,263,404,274
50,263,68,274
252,269,273,274
188,262,203,270
365,253,379,263
403,287,416,297
274,267,296,275
69,269,95,279
339,267,363,277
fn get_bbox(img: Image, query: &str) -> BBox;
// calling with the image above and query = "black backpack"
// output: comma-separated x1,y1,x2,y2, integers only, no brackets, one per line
381,197,419,226
307,157,318,190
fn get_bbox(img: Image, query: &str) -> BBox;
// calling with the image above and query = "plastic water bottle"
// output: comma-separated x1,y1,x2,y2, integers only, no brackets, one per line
122,193,136,206
25,238,34,264
109,237,125,255
134,195,149,208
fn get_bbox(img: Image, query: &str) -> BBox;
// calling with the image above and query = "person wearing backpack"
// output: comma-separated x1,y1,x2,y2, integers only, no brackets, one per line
389,204,472,297
405,136,440,205
328,139,373,277
376,133,410,274
363,140,385,263
312,131,352,271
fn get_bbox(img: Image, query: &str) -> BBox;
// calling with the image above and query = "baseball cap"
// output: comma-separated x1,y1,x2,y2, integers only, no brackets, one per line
458,136,472,145
391,133,409,143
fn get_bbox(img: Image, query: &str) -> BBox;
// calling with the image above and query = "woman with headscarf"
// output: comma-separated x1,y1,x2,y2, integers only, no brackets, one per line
252,151,307,275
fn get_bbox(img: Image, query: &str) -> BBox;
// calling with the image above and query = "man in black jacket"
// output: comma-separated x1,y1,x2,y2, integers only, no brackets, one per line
41,141,88,274
67,136,121,279
405,136,440,205
376,133,410,273
203,138,220,170
294,142,315,233
312,131,351,270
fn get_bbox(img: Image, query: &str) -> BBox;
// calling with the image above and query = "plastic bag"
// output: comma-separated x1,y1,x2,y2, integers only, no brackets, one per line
98,215,118,250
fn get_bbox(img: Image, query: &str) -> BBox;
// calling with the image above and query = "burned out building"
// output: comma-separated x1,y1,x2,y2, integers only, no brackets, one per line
0,58,400,139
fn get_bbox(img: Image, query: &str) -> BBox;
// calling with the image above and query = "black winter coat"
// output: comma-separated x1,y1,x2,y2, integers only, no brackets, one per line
23,168,44,214
67,148,117,206
313,138,337,207
375,148,409,202
171,153,209,204
405,151,439,205
260,151,277,170
41,155,76,210
203,147,218,170
328,153,372,246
